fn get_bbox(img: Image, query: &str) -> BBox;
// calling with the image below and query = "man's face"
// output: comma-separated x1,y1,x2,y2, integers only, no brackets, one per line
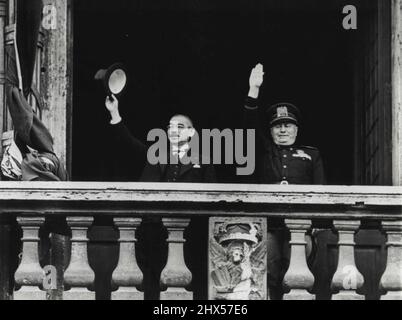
270,122,298,146
231,248,244,263
167,115,195,145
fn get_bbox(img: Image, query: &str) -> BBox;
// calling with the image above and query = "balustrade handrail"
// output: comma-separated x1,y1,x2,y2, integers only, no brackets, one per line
0,182,400,220
2,182,402,300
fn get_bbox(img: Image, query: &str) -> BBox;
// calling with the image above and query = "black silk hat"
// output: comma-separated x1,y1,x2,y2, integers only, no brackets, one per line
266,102,301,126
94,63,128,97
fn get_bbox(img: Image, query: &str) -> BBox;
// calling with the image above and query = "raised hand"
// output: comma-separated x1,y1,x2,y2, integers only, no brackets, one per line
105,94,122,124
249,63,264,89
105,94,118,113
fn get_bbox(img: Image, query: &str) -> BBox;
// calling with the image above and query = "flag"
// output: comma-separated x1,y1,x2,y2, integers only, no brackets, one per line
4,0,68,181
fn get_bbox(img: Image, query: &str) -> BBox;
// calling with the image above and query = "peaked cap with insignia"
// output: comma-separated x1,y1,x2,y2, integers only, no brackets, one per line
266,102,301,127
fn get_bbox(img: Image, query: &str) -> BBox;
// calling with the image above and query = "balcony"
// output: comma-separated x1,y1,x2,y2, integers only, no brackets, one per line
0,182,401,300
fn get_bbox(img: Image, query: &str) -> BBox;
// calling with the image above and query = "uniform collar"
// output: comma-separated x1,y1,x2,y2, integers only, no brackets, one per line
275,144,296,151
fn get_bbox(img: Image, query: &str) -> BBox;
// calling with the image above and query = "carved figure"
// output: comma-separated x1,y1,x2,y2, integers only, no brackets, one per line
210,222,267,300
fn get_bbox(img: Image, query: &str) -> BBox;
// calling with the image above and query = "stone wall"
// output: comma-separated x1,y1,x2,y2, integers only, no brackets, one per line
392,0,402,185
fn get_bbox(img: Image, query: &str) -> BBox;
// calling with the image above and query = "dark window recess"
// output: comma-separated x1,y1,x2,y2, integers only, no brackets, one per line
72,0,390,185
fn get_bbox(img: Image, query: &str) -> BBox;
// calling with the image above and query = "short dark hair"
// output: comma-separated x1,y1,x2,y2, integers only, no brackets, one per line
170,114,194,127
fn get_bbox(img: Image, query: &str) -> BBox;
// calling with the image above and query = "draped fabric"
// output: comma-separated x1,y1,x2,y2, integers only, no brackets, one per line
0,141,22,180
4,0,68,181
16,0,43,98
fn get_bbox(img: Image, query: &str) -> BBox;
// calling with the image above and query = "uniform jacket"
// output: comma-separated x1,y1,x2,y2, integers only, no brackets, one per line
244,97,326,184
111,121,217,183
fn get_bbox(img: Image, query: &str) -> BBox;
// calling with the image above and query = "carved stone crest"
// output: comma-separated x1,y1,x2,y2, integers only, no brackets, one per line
208,217,267,300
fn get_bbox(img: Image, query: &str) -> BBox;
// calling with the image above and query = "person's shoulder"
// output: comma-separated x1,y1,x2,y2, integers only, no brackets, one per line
298,145,319,151
299,145,318,151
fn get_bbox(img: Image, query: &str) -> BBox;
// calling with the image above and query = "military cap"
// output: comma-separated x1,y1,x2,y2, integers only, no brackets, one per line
266,102,301,127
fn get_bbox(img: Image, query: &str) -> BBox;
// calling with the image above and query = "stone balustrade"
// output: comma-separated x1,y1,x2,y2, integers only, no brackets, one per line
13,217,46,300
330,220,364,300
0,182,400,300
63,217,95,300
379,221,402,300
111,217,143,300
160,218,192,300
282,219,315,300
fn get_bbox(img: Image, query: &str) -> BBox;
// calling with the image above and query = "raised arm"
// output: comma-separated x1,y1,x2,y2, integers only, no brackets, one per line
248,63,264,99
244,63,268,152
105,95,147,160
105,94,123,125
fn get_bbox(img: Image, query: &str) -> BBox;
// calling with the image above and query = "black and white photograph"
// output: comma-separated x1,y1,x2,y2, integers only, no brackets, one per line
0,0,401,305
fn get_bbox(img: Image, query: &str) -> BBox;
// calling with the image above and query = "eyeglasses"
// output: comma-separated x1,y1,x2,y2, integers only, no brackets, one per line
167,124,192,130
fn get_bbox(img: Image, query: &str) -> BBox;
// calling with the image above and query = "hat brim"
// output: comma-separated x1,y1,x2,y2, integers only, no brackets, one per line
94,63,128,97
270,117,298,126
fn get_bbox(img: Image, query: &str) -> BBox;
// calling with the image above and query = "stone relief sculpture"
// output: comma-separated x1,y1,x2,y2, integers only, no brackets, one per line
209,218,267,300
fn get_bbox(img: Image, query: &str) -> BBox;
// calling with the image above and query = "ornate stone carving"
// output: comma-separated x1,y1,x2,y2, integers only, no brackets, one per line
209,217,267,300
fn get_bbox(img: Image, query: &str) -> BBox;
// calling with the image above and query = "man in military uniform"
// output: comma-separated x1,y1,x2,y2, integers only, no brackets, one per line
245,63,325,185
244,63,326,299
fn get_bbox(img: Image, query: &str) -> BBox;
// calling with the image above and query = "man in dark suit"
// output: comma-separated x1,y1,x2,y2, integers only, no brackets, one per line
105,95,216,183
244,63,326,299
105,95,216,299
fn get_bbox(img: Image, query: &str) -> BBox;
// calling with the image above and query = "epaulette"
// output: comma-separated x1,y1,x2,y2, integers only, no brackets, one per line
299,145,318,150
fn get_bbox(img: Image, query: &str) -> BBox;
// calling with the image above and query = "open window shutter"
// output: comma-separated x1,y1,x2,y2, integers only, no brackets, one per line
354,0,392,185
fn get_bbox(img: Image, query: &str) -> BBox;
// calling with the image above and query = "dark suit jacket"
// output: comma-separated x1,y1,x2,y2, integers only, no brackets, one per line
111,121,217,183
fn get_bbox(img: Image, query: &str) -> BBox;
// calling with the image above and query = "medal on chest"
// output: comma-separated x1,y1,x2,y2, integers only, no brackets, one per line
292,149,312,161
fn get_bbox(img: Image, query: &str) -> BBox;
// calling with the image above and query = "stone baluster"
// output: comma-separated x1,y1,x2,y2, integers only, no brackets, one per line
63,217,95,300
160,218,193,300
282,219,315,300
14,217,46,300
380,221,402,300
331,220,364,300
111,218,143,300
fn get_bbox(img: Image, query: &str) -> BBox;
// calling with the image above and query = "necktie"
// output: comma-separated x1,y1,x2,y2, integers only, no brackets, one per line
172,145,189,158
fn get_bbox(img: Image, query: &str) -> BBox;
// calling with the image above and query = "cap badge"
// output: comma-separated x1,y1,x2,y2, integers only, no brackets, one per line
277,106,288,118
